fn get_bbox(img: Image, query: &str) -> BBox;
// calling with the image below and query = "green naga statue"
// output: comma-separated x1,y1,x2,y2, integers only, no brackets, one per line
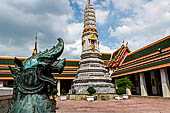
7,38,66,113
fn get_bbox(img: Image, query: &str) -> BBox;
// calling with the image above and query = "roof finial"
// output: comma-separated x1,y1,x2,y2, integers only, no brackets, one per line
122,40,124,45
35,32,37,41
126,41,128,47
32,32,38,56
88,0,90,5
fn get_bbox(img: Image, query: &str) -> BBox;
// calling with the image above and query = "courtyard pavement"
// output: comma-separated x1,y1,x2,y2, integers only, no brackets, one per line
56,97,170,113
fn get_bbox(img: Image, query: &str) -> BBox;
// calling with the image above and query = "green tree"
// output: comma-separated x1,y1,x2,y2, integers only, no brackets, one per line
61,88,67,96
115,78,133,95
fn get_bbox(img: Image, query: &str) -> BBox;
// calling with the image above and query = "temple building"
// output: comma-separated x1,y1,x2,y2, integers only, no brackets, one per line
69,0,115,94
0,54,111,96
108,35,170,97
0,0,170,98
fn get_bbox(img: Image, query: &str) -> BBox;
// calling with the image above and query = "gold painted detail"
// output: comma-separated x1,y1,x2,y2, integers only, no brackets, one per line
89,34,97,40
82,37,85,45
83,28,98,33
91,42,95,52
33,49,37,55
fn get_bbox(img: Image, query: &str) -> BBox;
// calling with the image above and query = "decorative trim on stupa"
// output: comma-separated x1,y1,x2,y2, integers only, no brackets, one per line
81,0,100,53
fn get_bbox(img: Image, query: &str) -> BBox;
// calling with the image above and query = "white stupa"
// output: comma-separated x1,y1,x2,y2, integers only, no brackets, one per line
70,0,115,94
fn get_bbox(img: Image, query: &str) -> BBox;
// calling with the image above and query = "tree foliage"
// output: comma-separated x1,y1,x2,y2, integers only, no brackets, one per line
87,87,96,96
115,78,133,89
116,87,126,95
61,88,67,96
115,78,133,95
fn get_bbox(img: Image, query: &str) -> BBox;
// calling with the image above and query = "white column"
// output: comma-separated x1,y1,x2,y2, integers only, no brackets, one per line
160,68,170,97
126,88,132,95
139,72,148,96
57,80,61,96
0,81,3,87
150,71,157,95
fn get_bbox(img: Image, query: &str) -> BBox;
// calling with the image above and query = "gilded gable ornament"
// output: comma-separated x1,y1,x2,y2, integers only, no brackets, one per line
89,34,97,40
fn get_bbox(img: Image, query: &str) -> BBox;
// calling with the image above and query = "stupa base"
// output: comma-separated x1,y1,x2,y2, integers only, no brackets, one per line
68,93,116,100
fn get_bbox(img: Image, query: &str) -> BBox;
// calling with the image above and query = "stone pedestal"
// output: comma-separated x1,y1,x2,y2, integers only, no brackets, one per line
68,93,115,100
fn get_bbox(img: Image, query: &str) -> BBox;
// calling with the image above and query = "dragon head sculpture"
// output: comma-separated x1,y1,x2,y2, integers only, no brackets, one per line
9,38,66,94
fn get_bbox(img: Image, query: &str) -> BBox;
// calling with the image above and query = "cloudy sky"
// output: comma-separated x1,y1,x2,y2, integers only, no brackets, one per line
0,0,170,59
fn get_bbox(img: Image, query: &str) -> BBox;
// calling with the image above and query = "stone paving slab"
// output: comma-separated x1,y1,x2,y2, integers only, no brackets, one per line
56,97,170,113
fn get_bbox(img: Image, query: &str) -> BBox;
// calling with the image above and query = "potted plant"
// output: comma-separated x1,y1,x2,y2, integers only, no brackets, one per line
86,87,96,101
114,78,133,100
60,88,67,101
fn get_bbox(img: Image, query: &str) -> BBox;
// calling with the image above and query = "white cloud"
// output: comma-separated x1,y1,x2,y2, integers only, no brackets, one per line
0,0,75,57
109,0,170,51
0,41,33,57
64,23,83,43
62,39,82,59
99,43,115,53
61,22,114,58
1,0,169,60
58,22,83,59
112,0,146,11
96,9,109,25
0,0,113,59
101,0,112,7
72,0,97,10
62,39,115,59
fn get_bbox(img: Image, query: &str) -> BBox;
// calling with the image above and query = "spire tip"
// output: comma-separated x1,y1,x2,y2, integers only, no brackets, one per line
122,40,124,45
35,32,38,40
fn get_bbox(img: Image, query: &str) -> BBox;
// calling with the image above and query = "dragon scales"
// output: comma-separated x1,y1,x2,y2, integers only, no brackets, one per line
7,38,66,113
